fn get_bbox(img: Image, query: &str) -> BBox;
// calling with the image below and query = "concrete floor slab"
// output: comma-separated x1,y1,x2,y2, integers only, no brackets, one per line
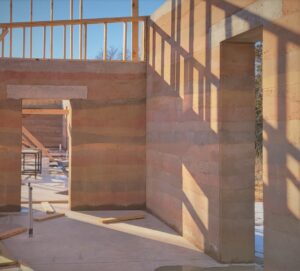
155,266,262,271
0,210,228,271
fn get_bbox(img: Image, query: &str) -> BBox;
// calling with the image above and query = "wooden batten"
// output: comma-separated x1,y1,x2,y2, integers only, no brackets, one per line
0,28,9,42
70,0,74,59
0,16,147,29
100,213,145,224
43,25,46,59
22,109,69,115
22,26,25,58
131,0,139,61
50,0,54,59
9,0,12,58
63,24,67,59
103,23,107,61
34,213,65,222
123,22,128,61
0,227,27,240
30,0,33,58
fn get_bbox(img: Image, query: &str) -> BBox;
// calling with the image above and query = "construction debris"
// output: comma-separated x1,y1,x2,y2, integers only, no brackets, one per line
33,213,65,222
100,213,145,224
41,202,55,214
0,227,27,240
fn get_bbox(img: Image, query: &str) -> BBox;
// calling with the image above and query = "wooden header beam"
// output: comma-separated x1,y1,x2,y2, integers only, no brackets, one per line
22,109,69,115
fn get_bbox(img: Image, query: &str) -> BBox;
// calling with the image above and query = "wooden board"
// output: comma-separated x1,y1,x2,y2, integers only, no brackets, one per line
22,109,69,115
0,28,8,42
100,213,145,224
34,213,64,222
41,202,55,214
0,255,19,268
131,0,139,61
21,200,68,204
0,16,147,29
0,227,27,240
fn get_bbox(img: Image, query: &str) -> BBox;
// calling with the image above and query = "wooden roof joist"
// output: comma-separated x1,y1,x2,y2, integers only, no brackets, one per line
22,109,69,115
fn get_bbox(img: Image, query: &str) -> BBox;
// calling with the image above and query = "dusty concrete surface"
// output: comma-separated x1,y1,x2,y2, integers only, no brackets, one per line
1,210,226,271
155,266,262,271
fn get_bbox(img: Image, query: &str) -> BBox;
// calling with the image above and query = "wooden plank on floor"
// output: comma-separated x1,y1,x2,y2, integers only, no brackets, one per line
0,255,19,268
100,213,145,224
21,200,68,204
22,109,69,115
0,227,27,240
34,213,64,222
41,202,55,214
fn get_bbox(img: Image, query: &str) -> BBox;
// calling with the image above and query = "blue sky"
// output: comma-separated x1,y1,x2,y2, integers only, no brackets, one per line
0,0,165,59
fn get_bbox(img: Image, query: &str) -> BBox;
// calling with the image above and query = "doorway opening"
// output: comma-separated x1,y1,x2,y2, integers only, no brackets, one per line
20,99,71,213
219,27,264,264
254,41,263,265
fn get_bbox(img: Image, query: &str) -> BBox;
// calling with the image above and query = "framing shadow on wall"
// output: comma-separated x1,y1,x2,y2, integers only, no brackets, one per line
146,0,300,270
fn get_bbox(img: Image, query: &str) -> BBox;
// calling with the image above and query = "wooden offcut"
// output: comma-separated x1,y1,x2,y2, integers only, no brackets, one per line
21,199,68,204
22,109,69,115
41,202,55,214
0,255,19,268
0,227,27,240
100,213,145,224
34,213,64,222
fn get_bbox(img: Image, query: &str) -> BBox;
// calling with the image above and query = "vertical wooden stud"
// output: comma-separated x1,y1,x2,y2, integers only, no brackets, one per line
1,34,4,58
50,0,54,59
123,22,127,61
23,26,26,58
30,0,33,58
63,24,66,59
131,0,139,61
9,0,12,57
70,0,73,59
103,23,107,61
140,21,144,61
84,24,87,60
43,26,46,59
79,0,83,59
